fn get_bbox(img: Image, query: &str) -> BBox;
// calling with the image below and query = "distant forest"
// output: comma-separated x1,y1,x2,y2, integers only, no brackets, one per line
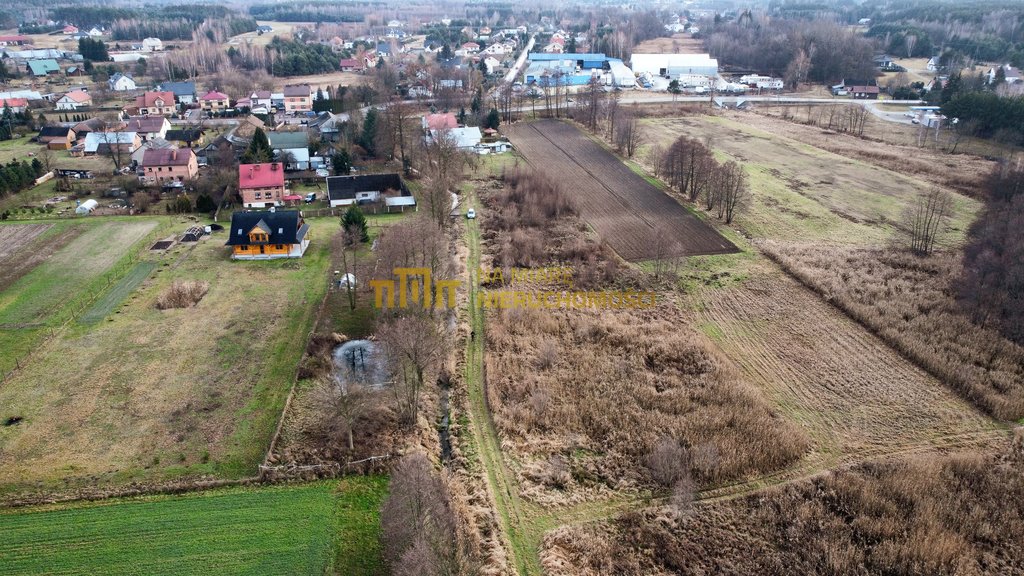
248,3,367,23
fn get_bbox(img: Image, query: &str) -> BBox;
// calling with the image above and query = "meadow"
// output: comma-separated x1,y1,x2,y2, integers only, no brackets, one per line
0,477,388,576
0,217,335,495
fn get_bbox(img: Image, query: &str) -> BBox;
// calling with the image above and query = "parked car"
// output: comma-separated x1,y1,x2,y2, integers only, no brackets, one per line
304,193,316,203
466,208,476,219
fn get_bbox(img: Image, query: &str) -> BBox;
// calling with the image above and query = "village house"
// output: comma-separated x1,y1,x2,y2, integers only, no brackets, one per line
0,97,29,113
124,115,170,142
139,147,198,184
26,59,60,77
135,91,176,115
987,64,1022,84
326,173,413,210
267,131,311,171
422,112,458,135
226,209,310,260
108,72,136,91
283,84,313,114
339,58,364,72
130,137,173,166
249,90,273,110
83,131,140,155
62,25,78,35
239,162,286,208
199,90,230,114
848,85,880,99
155,81,197,105
38,126,76,150
0,35,30,47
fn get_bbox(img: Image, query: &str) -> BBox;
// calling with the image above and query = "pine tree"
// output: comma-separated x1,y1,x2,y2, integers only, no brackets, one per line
485,108,500,130
341,205,369,242
241,127,274,164
360,108,379,156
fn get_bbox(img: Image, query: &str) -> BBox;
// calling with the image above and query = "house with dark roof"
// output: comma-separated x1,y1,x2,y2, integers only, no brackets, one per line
108,72,136,91
155,81,197,105
124,115,170,142
282,84,312,113
848,85,880,99
267,130,310,170
139,147,198,184
38,126,76,150
327,173,412,208
239,162,286,207
225,209,310,259
339,58,364,72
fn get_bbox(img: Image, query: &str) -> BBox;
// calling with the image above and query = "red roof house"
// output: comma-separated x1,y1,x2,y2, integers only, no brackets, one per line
422,113,458,132
339,58,364,72
0,98,29,113
135,91,176,115
199,90,230,113
238,162,286,208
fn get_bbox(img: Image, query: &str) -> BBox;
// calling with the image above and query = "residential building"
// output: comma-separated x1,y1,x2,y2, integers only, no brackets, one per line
87,27,103,37
38,126,76,149
339,58,363,72
55,90,92,110
267,130,310,171
238,162,286,207
155,81,197,105
124,116,170,142
130,137,173,166
0,97,29,113
225,209,310,260
199,90,230,114
83,131,140,155
108,72,137,91
139,147,198,184
282,84,313,113
422,113,458,132
447,127,482,150
987,64,1022,84
848,85,880,99
62,25,78,35
327,173,411,207
927,57,941,72
135,91,176,115
26,59,60,76
249,90,273,109
142,37,163,52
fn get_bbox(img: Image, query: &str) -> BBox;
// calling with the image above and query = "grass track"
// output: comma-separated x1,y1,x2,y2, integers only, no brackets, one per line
79,261,158,325
0,479,388,575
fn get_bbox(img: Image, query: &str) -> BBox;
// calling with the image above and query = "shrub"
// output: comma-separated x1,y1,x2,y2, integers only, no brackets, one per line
155,280,209,310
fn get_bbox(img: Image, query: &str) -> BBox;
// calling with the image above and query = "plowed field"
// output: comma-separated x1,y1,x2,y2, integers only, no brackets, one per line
505,120,737,261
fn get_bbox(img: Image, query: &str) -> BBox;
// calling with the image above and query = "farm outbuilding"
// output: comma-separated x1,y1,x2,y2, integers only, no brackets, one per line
181,226,207,242
75,199,98,214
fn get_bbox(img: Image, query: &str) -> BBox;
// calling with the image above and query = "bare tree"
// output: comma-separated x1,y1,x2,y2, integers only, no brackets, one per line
310,374,370,450
904,188,953,255
421,129,464,228
614,110,642,158
378,311,447,428
716,161,750,224
381,452,475,575
646,437,690,487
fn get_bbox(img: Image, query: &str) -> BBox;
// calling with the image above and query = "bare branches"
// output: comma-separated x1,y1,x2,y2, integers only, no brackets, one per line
904,188,953,256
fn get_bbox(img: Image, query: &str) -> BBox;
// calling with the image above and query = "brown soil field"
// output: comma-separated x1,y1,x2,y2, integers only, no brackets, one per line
543,435,1024,575
0,224,81,293
505,119,737,261
639,114,981,245
762,242,1024,421
270,71,368,92
690,259,1003,469
632,34,704,55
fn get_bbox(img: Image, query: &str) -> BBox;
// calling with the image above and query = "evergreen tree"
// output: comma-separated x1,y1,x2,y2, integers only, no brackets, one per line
457,107,467,125
360,108,379,156
195,193,216,213
241,127,274,163
31,158,43,176
471,89,482,115
484,108,500,130
332,149,352,174
341,205,369,242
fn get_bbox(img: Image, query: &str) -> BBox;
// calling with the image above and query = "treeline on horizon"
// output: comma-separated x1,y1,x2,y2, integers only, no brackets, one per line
248,2,370,23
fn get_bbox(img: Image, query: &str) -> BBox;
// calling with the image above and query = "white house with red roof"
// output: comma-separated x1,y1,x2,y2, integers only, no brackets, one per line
56,90,92,110
422,112,458,132
199,90,230,114
239,162,286,208
0,98,29,113
135,91,176,115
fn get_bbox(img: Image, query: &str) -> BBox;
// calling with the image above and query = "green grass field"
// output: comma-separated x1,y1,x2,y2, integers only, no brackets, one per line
0,477,388,576
0,217,334,493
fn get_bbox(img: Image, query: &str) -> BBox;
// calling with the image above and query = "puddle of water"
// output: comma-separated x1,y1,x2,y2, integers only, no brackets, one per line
332,340,389,389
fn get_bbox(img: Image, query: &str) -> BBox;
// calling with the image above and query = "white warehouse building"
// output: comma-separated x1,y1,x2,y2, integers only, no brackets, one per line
630,53,719,79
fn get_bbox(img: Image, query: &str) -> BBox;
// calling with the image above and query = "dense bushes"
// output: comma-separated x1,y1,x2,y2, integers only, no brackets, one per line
545,436,1024,575
762,241,1024,420
155,281,209,310
267,38,340,77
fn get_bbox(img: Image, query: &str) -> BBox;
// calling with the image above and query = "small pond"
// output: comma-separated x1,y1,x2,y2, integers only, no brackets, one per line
332,339,390,389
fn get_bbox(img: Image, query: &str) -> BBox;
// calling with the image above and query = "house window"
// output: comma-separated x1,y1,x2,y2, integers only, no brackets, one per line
276,245,283,250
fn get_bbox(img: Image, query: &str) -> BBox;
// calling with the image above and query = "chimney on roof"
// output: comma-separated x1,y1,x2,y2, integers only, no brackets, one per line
171,149,177,161
271,163,279,171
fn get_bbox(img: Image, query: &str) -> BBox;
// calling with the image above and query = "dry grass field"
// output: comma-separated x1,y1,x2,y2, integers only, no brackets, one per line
689,259,1003,468
632,34,704,54
762,242,1024,421
639,114,981,244
0,218,333,496
543,434,1024,575
505,120,737,261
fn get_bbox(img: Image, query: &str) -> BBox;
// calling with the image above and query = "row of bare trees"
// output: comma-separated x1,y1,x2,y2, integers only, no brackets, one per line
656,136,750,224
